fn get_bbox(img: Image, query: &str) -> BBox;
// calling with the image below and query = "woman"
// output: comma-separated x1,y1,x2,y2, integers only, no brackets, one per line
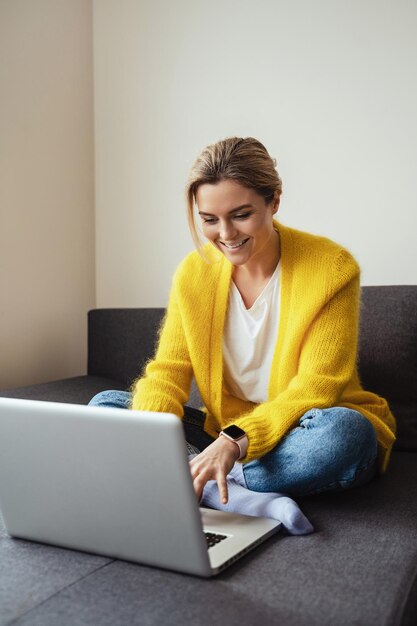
90,137,396,535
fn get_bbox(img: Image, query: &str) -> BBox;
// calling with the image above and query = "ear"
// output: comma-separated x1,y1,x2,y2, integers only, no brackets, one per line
272,193,280,215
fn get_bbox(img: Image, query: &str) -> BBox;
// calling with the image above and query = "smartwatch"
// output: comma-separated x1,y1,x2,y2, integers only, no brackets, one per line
220,425,248,460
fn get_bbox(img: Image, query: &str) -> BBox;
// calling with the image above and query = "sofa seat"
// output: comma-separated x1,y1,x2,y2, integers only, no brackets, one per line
1,447,416,625
0,376,125,406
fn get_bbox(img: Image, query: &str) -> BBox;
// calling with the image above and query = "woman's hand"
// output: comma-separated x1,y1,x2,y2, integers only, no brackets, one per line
189,436,240,504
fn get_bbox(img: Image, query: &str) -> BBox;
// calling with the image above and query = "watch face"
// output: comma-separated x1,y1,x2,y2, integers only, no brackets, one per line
223,425,246,440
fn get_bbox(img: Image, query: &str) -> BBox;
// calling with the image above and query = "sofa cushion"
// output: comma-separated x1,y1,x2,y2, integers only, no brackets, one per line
1,450,416,625
0,517,110,625
0,376,125,406
359,286,417,451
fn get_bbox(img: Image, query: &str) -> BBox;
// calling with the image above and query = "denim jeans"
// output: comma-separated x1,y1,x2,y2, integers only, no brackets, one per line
88,391,378,497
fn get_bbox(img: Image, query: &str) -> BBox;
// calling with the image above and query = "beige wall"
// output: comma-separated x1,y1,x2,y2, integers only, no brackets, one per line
1,0,416,388
93,0,417,309
0,0,95,389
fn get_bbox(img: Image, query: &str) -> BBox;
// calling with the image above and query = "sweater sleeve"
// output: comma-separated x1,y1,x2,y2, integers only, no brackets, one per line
233,250,361,462
130,272,193,417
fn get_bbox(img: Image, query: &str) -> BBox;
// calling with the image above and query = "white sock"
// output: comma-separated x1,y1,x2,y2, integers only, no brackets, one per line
200,477,314,536
228,462,246,487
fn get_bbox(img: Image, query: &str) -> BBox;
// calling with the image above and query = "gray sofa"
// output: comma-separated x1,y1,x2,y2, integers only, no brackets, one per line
1,285,416,626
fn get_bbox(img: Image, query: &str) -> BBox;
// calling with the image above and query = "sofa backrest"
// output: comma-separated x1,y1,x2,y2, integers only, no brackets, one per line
357,285,416,451
88,308,165,389
88,285,417,452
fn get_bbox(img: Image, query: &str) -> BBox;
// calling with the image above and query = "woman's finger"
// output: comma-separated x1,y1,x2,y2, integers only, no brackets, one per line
217,470,229,504
193,471,210,502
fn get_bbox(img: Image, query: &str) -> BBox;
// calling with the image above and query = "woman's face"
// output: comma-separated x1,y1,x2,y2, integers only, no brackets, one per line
196,179,279,268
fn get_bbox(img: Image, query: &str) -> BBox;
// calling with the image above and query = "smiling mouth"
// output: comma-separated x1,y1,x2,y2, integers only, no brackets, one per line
220,238,250,250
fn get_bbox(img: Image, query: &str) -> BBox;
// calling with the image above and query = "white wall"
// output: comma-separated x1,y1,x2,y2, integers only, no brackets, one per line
0,0,95,389
94,0,417,309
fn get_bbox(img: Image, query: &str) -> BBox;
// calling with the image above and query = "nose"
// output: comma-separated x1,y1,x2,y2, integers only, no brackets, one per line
219,219,237,241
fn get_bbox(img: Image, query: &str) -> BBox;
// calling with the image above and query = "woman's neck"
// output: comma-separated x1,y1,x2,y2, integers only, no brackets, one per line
232,230,281,283
231,231,281,309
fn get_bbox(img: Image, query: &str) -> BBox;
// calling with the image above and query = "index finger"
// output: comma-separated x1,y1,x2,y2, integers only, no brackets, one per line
217,471,229,505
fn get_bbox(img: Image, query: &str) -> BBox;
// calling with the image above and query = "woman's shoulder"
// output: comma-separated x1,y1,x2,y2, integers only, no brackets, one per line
280,222,360,272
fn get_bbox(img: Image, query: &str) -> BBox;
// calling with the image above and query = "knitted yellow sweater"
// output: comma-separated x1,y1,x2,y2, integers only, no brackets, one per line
132,221,396,473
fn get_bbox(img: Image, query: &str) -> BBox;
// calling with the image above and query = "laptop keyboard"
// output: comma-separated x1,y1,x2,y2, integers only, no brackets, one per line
205,532,228,549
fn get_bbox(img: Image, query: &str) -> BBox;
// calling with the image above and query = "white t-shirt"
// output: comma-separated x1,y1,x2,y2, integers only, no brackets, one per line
223,264,281,404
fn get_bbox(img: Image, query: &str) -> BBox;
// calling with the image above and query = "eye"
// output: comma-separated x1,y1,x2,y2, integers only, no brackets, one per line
234,212,251,220
201,216,217,224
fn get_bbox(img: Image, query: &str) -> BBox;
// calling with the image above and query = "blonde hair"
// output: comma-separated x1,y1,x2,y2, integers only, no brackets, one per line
186,137,283,250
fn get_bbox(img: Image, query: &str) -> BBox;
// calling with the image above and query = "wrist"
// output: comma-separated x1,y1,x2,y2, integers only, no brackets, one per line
219,425,248,460
219,435,241,460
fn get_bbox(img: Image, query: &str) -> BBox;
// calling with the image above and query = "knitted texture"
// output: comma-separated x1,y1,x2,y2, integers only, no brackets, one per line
132,222,396,472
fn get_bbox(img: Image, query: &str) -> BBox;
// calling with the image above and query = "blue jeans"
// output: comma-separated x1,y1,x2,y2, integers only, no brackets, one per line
88,391,378,497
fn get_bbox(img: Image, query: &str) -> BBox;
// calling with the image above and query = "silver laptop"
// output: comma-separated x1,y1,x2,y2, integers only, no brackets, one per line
0,397,281,577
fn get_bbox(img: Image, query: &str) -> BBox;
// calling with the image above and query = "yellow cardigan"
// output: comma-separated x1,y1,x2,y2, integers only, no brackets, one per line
132,221,396,472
